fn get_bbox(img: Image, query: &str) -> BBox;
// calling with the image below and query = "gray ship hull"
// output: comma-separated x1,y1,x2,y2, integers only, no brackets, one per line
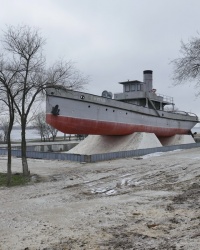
46,89,198,136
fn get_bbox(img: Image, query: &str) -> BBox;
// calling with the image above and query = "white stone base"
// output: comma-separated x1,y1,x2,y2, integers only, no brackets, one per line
159,135,195,146
68,132,162,155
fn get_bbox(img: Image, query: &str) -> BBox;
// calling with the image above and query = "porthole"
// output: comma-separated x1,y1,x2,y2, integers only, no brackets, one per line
80,95,85,99
106,108,108,111
126,112,128,115
113,110,115,112
88,105,90,108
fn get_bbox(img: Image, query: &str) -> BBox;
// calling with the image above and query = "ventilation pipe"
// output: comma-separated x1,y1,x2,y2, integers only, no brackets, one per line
143,70,153,92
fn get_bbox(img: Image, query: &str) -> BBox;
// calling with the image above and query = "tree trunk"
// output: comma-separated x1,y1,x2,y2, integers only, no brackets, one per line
7,132,12,186
21,121,29,176
6,108,14,186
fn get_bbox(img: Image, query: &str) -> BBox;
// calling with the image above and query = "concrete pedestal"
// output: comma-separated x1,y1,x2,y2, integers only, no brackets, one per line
159,135,195,146
68,132,162,155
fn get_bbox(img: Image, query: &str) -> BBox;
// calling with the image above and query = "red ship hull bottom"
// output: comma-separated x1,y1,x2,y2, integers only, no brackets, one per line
46,114,190,137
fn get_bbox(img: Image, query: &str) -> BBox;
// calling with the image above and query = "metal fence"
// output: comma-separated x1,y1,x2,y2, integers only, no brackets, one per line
0,142,200,163
88,143,200,162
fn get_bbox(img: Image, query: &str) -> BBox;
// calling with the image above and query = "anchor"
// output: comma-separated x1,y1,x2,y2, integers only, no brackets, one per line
51,105,60,116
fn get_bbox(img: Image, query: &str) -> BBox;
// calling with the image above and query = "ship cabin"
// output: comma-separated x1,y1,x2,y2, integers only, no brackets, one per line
114,70,174,111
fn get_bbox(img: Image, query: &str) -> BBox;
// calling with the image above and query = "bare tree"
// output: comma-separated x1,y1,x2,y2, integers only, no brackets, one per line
32,112,46,141
45,124,58,141
0,25,88,176
33,111,58,141
0,117,9,142
172,35,200,93
0,59,16,185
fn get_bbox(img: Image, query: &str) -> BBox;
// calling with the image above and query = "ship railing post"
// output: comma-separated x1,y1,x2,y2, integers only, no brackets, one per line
160,102,162,110
145,92,148,108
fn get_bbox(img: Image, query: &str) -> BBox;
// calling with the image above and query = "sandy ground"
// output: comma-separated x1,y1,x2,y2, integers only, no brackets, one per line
0,148,200,250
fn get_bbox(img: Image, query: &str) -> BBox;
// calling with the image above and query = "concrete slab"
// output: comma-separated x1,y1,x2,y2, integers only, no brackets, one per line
0,141,79,152
159,135,195,146
68,132,162,154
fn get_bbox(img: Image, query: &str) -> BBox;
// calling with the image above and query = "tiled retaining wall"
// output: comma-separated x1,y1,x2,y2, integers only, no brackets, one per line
0,142,200,163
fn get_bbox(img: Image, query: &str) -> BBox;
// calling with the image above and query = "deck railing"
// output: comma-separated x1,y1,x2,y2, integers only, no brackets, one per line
157,93,174,103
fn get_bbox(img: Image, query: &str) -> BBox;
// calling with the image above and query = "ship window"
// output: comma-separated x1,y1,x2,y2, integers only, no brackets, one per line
88,105,90,108
113,110,115,112
106,108,108,111
131,84,136,91
125,84,130,92
137,84,141,91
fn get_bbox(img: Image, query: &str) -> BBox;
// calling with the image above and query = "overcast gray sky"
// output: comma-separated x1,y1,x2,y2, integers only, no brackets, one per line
1,0,200,117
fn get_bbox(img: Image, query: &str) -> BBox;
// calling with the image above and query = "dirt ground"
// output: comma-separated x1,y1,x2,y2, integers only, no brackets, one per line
0,148,200,250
